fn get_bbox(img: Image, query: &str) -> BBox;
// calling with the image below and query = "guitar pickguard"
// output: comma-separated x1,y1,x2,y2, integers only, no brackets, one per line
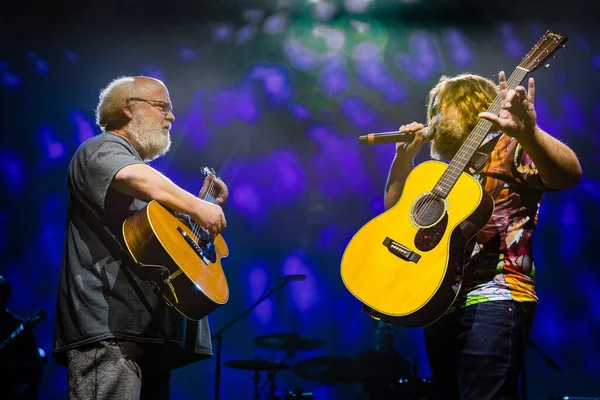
414,213,448,251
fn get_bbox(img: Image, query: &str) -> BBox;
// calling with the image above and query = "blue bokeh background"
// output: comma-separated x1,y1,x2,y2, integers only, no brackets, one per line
1,1,599,398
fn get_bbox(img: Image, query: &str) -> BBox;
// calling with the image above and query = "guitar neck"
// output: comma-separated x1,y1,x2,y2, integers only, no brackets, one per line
432,67,529,199
0,324,26,351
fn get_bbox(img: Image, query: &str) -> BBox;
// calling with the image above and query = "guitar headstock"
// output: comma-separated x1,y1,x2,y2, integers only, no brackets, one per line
519,30,568,72
26,309,46,329
201,167,219,180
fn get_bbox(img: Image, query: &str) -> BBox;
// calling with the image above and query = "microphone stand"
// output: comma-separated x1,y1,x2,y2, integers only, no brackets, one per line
212,277,293,400
528,339,561,372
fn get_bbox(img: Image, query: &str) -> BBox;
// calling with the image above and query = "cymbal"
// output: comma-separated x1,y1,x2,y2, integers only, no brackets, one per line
223,359,291,371
293,356,362,384
253,333,324,351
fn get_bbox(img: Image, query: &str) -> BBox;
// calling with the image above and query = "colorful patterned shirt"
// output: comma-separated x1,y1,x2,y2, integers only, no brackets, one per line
454,133,545,308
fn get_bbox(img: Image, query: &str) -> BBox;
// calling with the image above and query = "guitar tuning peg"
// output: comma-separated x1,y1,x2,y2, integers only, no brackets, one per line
552,55,558,59
562,45,568,50
544,63,551,69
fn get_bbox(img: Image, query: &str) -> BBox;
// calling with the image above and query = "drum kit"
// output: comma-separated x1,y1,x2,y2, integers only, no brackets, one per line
222,332,435,400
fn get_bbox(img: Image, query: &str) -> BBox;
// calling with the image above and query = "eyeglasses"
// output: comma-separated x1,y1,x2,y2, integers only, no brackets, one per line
128,97,173,117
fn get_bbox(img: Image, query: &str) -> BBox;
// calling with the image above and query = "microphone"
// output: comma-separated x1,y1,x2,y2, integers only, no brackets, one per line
359,126,432,144
282,274,306,281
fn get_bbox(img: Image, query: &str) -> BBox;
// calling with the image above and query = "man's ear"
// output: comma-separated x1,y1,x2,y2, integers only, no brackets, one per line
123,106,134,120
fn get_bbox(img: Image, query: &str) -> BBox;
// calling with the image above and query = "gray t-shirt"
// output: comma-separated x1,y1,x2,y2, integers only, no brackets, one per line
53,133,212,367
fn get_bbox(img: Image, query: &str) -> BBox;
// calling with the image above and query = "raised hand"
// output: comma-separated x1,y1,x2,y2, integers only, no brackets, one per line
478,71,537,142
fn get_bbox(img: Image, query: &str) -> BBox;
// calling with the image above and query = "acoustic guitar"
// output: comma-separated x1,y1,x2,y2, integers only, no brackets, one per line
122,167,229,321
340,31,568,327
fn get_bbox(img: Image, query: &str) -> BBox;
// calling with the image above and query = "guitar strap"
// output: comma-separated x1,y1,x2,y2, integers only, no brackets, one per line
68,195,174,303
466,132,502,174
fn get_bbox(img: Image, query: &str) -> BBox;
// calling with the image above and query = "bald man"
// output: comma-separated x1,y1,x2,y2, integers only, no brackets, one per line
53,76,228,400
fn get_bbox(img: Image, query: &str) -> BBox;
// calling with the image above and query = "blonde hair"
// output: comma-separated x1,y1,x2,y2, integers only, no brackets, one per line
426,73,498,133
95,76,137,130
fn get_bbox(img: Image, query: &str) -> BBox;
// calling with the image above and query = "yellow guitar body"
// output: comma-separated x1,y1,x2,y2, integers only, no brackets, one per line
340,160,493,327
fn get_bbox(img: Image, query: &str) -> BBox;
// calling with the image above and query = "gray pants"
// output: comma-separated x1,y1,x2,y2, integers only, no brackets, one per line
67,340,171,400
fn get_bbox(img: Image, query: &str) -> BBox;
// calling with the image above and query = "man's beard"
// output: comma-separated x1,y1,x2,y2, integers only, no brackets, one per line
430,117,469,162
128,116,171,162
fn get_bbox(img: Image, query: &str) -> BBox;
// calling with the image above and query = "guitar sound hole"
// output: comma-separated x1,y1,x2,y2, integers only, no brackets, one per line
412,194,445,227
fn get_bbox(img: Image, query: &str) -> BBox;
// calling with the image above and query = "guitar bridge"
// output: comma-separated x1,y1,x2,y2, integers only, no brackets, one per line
177,226,211,264
383,237,421,263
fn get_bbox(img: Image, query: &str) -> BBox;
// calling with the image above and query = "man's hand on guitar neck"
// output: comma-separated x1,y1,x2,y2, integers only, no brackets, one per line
199,174,229,206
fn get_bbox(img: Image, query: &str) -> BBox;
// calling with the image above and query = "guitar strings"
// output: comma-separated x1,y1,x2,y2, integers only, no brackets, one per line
191,178,217,242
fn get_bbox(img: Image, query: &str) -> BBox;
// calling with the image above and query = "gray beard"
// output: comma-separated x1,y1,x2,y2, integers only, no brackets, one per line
128,117,171,161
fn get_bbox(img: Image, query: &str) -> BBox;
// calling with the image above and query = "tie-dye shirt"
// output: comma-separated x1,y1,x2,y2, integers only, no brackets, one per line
454,133,545,307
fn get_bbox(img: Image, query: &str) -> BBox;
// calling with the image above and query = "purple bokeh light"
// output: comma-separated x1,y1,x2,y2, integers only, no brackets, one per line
282,255,317,311
593,54,600,69
248,265,273,323
283,39,321,70
558,200,580,261
312,1,337,21
289,104,310,120
353,42,406,103
63,49,78,63
212,23,233,42
499,24,526,58
319,57,349,96
178,47,196,61
70,110,95,144
0,61,21,89
181,89,211,148
344,0,370,14
443,28,473,68
243,9,265,24
0,151,25,192
263,13,288,35
235,25,256,45
1,71,21,89
249,64,293,104
211,85,260,126
397,32,441,81
229,149,307,222
340,97,377,131
308,125,373,199
38,125,64,160
26,51,49,75
558,94,586,135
